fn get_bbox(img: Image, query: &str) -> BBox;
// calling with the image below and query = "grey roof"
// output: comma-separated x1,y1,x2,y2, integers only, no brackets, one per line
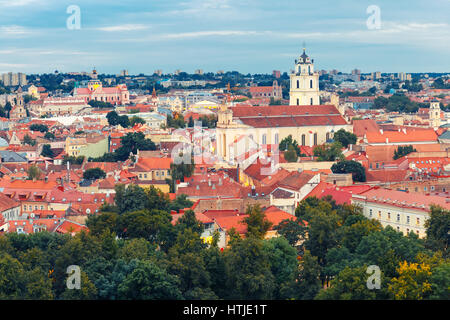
0,137,8,147
438,130,450,139
0,150,27,162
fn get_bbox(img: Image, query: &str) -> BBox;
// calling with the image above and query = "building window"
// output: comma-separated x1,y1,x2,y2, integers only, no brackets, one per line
310,79,313,89
301,134,306,146
297,98,299,105
369,209,372,217
416,218,420,225
297,80,299,88
407,216,410,224
378,211,381,219
274,133,279,145
262,134,266,145
397,214,400,222
310,98,313,105
313,133,317,146
387,213,391,220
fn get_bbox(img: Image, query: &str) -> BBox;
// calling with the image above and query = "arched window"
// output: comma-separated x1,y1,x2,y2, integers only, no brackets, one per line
314,133,318,145
301,134,306,146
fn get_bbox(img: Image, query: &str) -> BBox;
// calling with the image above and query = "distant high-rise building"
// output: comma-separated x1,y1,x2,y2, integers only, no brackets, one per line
330,69,339,75
406,74,412,81
120,69,129,77
397,72,406,81
351,69,361,75
195,69,204,75
216,70,224,75
154,69,163,76
273,70,281,78
1,72,27,87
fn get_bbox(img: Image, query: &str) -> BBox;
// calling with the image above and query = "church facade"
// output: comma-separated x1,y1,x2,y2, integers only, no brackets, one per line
215,49,351,163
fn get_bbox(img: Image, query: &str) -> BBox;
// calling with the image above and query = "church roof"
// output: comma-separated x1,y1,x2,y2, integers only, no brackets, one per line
300,48,308,59
230,105,347,128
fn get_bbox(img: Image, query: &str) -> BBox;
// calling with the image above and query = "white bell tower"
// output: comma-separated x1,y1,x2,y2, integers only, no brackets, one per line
289,47,320,106
429,100,441,128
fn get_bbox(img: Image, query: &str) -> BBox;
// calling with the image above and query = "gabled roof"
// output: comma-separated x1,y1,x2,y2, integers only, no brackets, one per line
0,193,20,212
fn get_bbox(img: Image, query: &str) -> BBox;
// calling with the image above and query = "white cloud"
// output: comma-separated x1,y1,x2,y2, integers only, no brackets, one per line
162,30,266,39
97,24,150,32
0,0,39,7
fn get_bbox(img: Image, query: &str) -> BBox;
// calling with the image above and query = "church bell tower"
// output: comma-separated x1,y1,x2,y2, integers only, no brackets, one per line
289,47,320,106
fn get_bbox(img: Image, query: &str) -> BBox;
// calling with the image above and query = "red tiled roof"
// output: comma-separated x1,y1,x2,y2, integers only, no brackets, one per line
353,119,380,137
354,187,450,211
0,193,20,212
366,128,438,144
366,169,409,183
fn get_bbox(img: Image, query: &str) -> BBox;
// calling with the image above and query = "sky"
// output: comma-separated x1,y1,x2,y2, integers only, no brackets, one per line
0,0,449,75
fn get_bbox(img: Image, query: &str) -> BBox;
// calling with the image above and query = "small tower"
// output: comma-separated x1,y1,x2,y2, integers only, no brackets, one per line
429,100,441,128
217,102,232,127
91,67,98,79
289,47,320,106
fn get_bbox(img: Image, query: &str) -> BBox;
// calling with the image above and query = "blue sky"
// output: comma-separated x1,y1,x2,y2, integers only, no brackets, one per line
0,0,449,75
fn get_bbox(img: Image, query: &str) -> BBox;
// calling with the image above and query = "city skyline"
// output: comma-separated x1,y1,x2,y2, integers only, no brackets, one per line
0,0,449,74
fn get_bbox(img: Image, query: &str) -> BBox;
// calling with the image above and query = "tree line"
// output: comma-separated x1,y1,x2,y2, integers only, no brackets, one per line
0,184,448,300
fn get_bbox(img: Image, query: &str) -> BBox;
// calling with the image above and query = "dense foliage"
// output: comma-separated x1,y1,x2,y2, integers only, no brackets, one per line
333,129,357,148
373,95,419,113
393,145,417,160
0,187,447,300
331,160,367,182
90,132,156,162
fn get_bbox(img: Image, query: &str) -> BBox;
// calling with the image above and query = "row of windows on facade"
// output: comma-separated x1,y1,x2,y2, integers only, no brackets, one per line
138,170,170,179
91,94,127,102
294,79,314,89
296,98,315,105
256,132,332,146
369,209,421,225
